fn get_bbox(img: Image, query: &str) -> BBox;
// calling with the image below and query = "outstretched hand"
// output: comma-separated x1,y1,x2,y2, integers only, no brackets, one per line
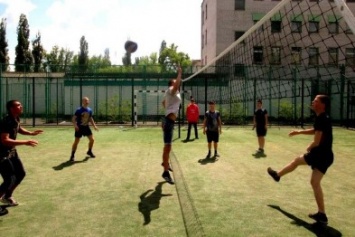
26,139,39,147
32,130,44,135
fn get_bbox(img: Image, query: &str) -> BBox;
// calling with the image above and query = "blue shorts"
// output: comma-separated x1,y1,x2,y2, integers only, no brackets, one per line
163,117,175,144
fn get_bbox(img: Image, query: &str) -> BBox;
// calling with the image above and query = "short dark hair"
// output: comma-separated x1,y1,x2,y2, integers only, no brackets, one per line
6,100,19,113
168,79,174,86
317,94,330,110
257,99,262,104
208,101,215,105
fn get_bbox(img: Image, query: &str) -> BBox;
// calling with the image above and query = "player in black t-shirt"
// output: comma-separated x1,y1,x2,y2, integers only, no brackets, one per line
253,99,268,154
0,100,43,213
202,101,222,158
267,95,333,225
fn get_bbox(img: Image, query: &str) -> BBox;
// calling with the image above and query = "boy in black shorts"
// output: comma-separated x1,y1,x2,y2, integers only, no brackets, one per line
202,101,222,158
253,99,268,154
267,95,333,225
70,97,98,162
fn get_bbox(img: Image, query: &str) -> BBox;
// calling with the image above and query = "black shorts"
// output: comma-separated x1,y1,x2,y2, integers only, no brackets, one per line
75,126,93,138
256,127,267,137
304,148,334,174
206,130,219,143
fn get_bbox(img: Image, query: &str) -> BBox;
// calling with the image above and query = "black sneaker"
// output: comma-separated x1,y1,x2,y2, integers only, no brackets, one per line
255,148,264,154
87,151,95,158
0,206,8,216
161,163,173,172
69,156,75,162
309,212,328,224
206,152,211,159
162,171,174,185
267,167,280,182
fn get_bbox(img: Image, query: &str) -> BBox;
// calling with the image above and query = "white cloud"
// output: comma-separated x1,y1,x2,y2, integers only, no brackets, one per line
1,0,201,65
0,0,36,28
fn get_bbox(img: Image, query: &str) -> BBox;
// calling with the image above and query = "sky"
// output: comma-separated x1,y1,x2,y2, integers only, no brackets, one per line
0,0,202,66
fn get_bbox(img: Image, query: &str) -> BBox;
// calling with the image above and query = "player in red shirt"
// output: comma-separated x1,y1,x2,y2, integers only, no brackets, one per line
184,97,200,141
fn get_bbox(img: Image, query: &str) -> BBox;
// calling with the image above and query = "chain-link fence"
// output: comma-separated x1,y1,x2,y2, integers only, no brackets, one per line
1,64,355,127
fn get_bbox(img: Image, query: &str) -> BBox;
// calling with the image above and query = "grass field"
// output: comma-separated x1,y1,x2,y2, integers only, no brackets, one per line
0,125,354,237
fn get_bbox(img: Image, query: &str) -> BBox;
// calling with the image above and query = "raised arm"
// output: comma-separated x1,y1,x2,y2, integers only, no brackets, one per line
171,67,182,95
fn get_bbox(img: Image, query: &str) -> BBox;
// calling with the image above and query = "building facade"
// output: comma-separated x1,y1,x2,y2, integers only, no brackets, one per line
201,0,355,67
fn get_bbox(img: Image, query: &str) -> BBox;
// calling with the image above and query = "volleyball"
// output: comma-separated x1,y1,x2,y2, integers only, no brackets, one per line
124,40,138,53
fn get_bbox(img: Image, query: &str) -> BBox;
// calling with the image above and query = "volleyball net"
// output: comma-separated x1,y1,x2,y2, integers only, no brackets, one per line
182,0,355,125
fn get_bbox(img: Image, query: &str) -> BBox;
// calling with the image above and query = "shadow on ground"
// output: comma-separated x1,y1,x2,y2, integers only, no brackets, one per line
268,205,342,237
252,152,267,158
198,155,219,165
138,181,172,225
52,157,91,170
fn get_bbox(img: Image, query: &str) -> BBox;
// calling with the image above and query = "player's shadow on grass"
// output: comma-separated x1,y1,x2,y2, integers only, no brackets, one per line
268,205,342,237
138,182,172,225
52,157,90,171
0,205,9,216
198,155,218,165
252,152,267,158
182,139,195,143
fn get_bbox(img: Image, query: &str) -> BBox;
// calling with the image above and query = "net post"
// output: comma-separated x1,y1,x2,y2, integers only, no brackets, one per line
340,65,346,126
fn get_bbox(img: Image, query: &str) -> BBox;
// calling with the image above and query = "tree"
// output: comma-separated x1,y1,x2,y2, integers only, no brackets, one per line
44,46,74,72
78,36,89,72
89,55,111,71
158,42,191,71
122,52,132,66
61,48,74,72
46,45,59,72
0,18,9,71
158,40,167,65
15,14,33,72
104,48,110,63
32,31,44,72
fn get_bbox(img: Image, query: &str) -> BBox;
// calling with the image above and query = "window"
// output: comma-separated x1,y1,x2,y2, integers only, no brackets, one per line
253,46,263,64
234,64,245,77
235,0,245,10
291,15,302,33
205,4,207,19
328,48,338,65
235,31,245,41
252,13,265,32
202,11,204,25
328,15,340,34
271,13,282,33
308,15,320,33
308,47,319,65
201,34,204,49
270,47,281,64
345,48,355,67
291,47,302,65
205,29,208,45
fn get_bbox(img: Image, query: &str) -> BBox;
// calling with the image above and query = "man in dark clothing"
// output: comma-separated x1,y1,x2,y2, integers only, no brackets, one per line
267,95,333,225
0,100,43,213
